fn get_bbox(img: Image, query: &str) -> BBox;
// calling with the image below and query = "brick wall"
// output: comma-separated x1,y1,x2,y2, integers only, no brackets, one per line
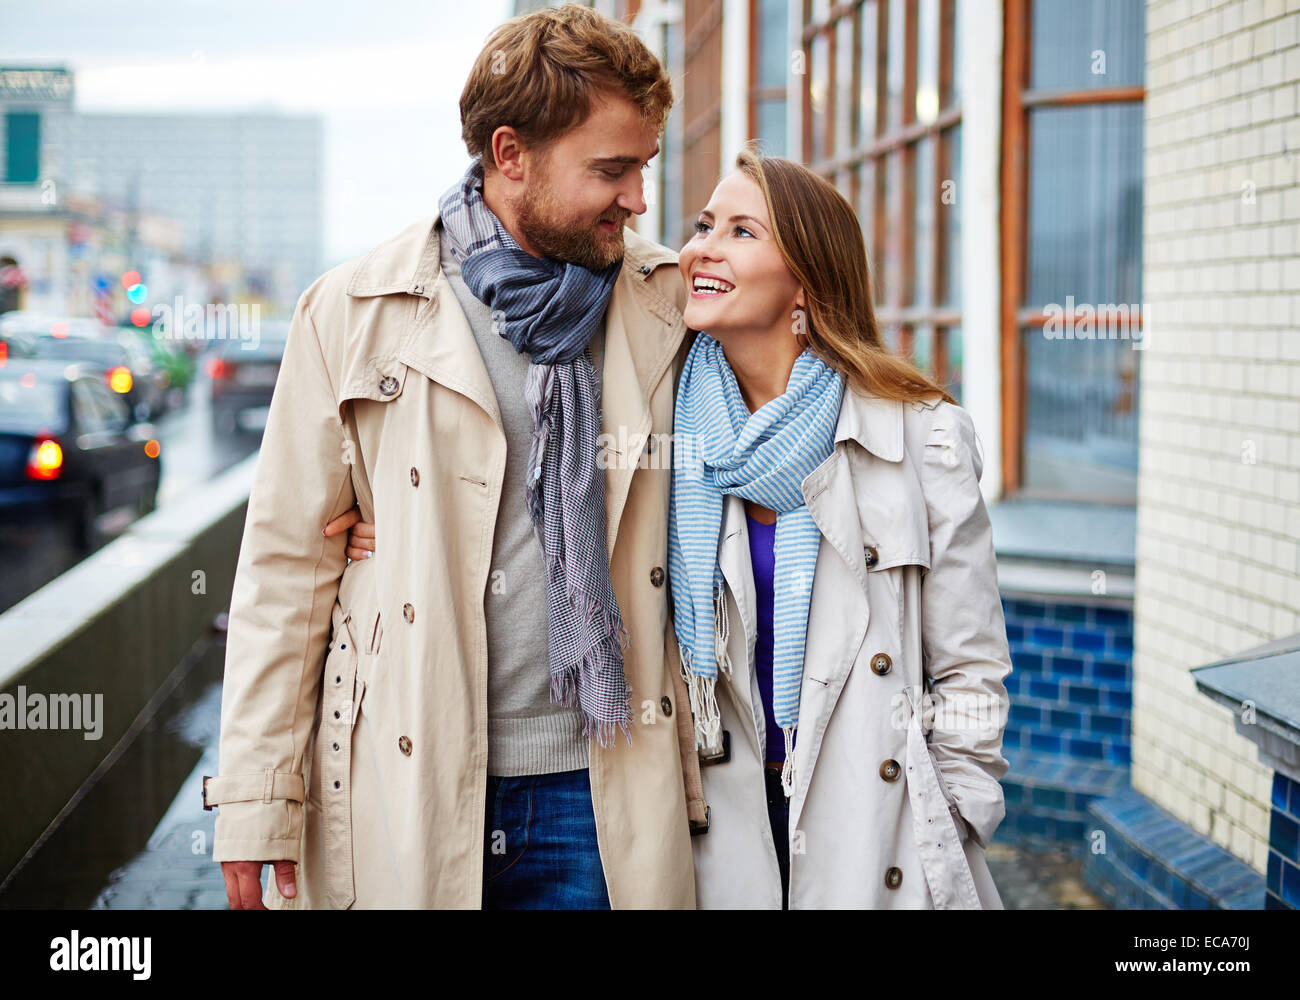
1135,0,1300,874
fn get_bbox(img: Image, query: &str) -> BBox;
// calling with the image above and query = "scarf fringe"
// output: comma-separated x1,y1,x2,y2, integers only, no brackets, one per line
781,726,797,798
713,582,733,679
547,570,633,749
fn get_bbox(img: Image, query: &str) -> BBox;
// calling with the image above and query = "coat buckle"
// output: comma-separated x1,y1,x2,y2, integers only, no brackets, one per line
697,729,730,766
689,806,710,836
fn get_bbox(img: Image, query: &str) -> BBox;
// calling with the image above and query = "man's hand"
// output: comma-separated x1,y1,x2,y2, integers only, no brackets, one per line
221,860,297,909
323,504,374,562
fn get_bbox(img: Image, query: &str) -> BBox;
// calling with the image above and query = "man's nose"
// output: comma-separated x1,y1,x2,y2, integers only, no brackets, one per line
615,174,648,216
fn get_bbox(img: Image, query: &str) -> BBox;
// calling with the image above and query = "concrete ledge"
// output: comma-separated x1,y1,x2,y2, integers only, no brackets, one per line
0,452,258,884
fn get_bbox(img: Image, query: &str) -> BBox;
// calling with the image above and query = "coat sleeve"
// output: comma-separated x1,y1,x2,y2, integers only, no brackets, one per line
207,287,355,863
917,402,1012,850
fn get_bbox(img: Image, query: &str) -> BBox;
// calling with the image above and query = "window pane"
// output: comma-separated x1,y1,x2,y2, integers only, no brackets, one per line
810,31,830,162
758,0,788,88
883,151,903,307
882,324,901,353
916,0,940,124
858,159,877,297
947,0,963,107
812,0,831,25
1021,325,1140,497
942,124,962,307
1026,103,1143,307
885,0,907,130
942,325,963,404
1031,0,1145,91
858,0,878,141
758,100,787,156
835,13,856,157
912,323,934,375
913,135,935,307
5,112,41,183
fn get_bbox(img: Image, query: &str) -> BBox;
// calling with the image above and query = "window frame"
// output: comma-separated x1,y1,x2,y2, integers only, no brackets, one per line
1000,0,1146,499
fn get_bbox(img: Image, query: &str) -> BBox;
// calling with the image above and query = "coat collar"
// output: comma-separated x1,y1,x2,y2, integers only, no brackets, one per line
831,385,938,463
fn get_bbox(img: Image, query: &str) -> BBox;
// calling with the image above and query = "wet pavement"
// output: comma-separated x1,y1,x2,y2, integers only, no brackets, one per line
985,841,1108,909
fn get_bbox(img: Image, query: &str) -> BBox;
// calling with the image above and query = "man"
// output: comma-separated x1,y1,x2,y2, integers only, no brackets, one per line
206,4,706,909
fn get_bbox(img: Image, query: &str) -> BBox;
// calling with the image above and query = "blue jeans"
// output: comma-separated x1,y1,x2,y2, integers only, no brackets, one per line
765,766,790,909
481,768,611,909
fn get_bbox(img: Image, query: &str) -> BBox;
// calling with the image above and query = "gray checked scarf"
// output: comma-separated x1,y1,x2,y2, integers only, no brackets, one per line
437,155,632,747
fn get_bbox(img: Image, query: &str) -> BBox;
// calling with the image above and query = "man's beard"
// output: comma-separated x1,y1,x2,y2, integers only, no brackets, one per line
514,175,627,272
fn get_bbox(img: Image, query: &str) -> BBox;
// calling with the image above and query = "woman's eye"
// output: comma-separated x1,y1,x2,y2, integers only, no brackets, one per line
735,226,754,238
693,220,710,234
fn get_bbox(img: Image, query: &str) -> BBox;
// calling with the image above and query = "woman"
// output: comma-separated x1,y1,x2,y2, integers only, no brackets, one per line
329,143,1012,909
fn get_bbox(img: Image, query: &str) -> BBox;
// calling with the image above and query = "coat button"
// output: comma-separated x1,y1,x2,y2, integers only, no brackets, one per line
398,736,412,756
871,652,892,675
661,696,672,717
880,758,901,781
885,866,902,889
863,545,879,568
410,467,420,486
332,741,339,751
650,566,665,587
333,780,341,789
379,375,399,396
403,603,414,623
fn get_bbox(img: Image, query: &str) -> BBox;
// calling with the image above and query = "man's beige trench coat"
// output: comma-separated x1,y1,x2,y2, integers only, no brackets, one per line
206,209,707,908
690,393,1013,908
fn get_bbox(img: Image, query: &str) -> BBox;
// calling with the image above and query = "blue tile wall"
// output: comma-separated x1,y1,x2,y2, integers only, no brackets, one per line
995,594,1134,855
1267,772,1300,909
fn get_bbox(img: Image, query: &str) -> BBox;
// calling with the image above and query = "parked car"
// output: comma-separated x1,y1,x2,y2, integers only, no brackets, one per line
0,359,161,553
206,320,289,434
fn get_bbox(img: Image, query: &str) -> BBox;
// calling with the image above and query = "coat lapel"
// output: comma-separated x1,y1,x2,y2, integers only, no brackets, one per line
594,246,686,560
789,391,910,810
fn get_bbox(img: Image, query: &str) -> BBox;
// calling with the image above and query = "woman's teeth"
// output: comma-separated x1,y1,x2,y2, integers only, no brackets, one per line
693,277,734,295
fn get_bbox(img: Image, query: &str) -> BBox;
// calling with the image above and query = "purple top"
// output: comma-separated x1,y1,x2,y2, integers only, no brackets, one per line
746,510,785,764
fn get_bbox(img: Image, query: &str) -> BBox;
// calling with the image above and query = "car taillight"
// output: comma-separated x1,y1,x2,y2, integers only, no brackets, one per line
0,342,7,368
206,358,229,380
27,438,63,480
107,365,133,394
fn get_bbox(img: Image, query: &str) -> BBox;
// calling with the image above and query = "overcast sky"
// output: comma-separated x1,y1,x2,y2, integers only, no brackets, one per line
0,0,513,268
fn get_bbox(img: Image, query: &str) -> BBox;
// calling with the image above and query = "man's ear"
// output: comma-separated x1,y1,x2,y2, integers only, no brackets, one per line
491,126,526,182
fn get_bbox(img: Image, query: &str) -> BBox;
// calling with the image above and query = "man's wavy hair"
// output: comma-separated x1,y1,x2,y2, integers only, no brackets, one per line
461,3,674,173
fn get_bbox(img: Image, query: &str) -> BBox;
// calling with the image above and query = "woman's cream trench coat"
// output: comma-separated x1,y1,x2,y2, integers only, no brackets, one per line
689,391,1014,908
205,210,709,908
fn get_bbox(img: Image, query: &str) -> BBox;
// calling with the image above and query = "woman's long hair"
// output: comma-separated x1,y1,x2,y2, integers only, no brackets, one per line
732,142,957,406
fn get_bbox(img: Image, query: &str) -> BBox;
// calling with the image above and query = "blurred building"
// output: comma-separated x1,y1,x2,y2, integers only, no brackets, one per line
0,65,322,319
512,0,1300,909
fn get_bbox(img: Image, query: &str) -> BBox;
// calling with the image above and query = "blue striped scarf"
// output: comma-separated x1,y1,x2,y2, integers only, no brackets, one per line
437,156,632,747
668,332,844,796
